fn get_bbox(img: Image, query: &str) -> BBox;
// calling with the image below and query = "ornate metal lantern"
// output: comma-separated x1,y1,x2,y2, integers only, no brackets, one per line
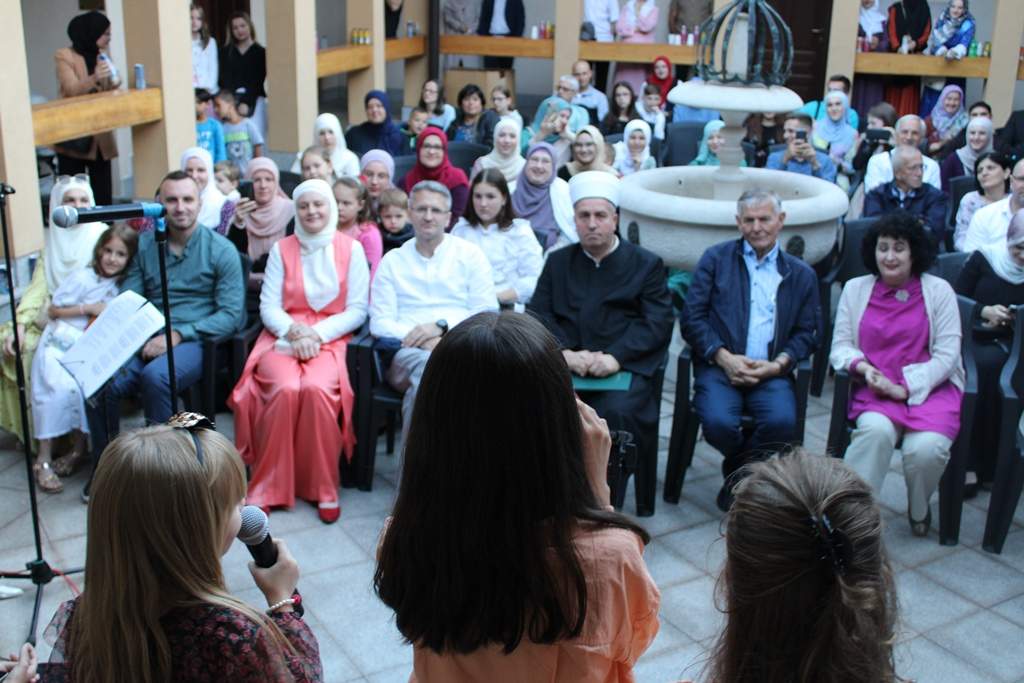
696,0,794,86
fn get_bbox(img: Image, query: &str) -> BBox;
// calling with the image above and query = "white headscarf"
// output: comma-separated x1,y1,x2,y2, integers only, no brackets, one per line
180,147,228,231
45,176,106,292
955,116,994,173
477,118,526,189
314,113,360,178
613,119,652,176
291,179,341,310
982,209,1024,285
859,0,887,37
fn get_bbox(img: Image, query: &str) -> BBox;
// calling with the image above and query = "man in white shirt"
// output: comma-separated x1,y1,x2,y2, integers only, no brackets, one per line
571,60,610,127
864,115,941,192
962,158,1024,252
582,0,619,92
370,180,498,446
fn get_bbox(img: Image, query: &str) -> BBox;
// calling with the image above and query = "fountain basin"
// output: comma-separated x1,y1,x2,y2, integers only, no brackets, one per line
620,166,849,270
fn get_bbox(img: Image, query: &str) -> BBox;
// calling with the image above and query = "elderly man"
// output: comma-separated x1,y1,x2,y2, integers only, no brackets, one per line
681,189,821,511
528,171,673,516
865,115,942,192
85,170,245,498
864,145,948,242
765,113,838,183
571,60,609,126
370,180,497,445
962,158,1024,252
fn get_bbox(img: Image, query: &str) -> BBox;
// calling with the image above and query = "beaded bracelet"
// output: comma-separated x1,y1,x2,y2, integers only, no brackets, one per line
266,597,296,614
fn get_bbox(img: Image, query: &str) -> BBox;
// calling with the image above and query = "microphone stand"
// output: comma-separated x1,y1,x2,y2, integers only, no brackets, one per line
153,217,177,400
0,182,84,645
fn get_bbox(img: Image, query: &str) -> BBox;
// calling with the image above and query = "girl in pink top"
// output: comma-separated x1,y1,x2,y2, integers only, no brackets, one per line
333,176,383,280
375,312,659,683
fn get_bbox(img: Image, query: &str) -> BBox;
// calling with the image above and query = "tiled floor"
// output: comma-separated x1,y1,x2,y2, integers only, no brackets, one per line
1,367,1023,682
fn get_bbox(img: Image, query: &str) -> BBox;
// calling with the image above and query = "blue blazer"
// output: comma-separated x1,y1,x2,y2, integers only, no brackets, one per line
681,238,821,367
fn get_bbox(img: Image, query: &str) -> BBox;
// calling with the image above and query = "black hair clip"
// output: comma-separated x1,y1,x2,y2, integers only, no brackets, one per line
809,513,853,577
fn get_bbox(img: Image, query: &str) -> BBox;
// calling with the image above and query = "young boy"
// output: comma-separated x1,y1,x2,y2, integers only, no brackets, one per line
214,160,241,200
214,89,264,175
377,187,413,253
400,107,429,152
637,83,667,141
195,88,227,163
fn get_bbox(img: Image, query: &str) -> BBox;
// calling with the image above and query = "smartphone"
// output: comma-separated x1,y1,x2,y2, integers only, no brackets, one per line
238,180,255,201
866,128,891,143
795,130,808,142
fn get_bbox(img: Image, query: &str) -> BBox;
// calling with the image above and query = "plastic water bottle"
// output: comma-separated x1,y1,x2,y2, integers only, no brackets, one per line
98,53,119,82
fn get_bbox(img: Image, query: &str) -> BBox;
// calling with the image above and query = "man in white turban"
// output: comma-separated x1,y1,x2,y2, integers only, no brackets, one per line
527,171,673,516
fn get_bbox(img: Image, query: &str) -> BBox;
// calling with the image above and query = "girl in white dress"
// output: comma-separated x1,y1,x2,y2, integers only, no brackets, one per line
29,225,137,493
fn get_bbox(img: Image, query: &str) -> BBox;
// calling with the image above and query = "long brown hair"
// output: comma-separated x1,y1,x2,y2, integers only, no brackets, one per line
68,426,296,683
706,452,900,683
189,3,211,49
224,10,256,47
91,224,138,282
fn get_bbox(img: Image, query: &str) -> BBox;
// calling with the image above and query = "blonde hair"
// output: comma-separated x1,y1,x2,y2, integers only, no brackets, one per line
68,425,295,683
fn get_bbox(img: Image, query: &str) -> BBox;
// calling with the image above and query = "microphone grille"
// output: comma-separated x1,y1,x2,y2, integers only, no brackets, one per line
50,205,77,228
238,505,270,545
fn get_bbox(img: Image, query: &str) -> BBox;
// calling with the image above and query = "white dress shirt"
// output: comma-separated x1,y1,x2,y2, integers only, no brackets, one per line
864,150,941,193
584,0,621,42
369,235,498,339
260,239,369,343
963,196,1014,253
451,217,544,302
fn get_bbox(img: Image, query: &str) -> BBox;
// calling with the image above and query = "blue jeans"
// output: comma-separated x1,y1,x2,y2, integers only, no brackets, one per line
693,364,797,485
87,342,204,460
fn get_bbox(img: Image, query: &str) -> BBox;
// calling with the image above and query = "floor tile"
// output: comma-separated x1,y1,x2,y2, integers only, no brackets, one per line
927,611,1024,682
895,635,991,683
918,548,1024,608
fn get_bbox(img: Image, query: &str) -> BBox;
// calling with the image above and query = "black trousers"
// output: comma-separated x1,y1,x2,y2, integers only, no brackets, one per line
56,154,113,206
971,338,1009,482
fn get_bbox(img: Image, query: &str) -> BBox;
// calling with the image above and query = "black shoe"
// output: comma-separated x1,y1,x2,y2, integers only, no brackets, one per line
80,482,90,505
963,482,979,500
716,485,734,513
908,507,932,537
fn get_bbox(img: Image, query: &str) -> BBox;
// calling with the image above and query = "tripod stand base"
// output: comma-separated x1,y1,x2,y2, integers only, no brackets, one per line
0,560,84,645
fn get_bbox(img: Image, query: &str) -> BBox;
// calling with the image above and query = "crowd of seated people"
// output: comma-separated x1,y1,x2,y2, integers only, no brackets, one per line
7,11,1024,675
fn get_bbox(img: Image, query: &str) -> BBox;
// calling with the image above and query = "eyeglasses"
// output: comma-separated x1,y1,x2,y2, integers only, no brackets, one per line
420,143,444,151
167,411,215,464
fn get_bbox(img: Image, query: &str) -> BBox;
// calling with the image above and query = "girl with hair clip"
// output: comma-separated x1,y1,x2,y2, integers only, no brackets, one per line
375,311,659,682
1,419,322,682
682,452,901,683
29,225,138,494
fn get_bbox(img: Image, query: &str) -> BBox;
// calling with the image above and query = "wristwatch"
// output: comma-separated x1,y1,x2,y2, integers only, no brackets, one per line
436,319,449,336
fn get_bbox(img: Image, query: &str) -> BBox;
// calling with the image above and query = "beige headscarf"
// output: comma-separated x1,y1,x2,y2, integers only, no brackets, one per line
566,125,616,176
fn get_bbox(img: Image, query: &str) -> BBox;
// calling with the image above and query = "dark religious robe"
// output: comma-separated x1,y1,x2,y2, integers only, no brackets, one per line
528,239,673,515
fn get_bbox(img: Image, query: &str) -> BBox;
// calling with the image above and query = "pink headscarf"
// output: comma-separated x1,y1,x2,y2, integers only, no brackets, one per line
243,158,293,262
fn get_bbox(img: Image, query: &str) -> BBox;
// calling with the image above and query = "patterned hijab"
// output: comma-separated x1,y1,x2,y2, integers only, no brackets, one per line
929,84,968,139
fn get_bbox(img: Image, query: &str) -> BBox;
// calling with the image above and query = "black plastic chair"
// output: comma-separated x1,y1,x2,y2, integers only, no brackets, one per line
604,133,623,146
929,251,969,287
661,121,706,167
278,171,302,198
349,335,403,490
811,217,877,397
984,305,1024,553
447,142,490,178
741,140,756,167
946,175,977,244
663,347,812,505
825,295,977,546
392,154,417,190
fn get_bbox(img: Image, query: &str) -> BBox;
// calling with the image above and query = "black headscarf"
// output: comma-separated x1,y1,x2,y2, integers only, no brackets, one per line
67,11,110,74
892,0,932,42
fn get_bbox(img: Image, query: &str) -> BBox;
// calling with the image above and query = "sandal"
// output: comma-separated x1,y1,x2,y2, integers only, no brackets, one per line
34,462,63,494
52,450,86,477
908,507,932,538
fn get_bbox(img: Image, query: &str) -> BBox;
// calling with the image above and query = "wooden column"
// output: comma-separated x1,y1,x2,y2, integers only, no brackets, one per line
984,0,1024,124
0,0,43,256
824,0,858,91
347,0,386,125
553,1,582,87
267,0,318,152
404,0,429,107
123,0,194,197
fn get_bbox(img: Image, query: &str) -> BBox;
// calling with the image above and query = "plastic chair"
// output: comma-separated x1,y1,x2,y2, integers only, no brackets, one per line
811,217,878,397
826,295,977,546
929,251,969,287
663,347,811,505
946,175,976,242
392,154,417,189
661,121,706,167
984,305,1024,553
278,171,302,198
447,142,490,178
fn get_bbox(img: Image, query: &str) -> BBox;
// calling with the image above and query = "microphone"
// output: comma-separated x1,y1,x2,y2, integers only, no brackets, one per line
50,202,165,228
237,505,278,568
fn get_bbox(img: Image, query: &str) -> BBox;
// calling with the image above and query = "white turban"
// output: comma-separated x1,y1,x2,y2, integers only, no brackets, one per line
568,170,620,208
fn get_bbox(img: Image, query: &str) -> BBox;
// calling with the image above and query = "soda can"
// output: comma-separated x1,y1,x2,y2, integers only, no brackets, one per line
133,63,145,90
407,21,415,37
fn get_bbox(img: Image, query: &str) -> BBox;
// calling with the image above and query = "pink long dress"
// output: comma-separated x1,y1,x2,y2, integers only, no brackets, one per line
229,233,357,508
614,1,660,96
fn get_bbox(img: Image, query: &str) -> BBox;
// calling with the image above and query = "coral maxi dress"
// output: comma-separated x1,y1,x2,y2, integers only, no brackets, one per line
229,233,357,508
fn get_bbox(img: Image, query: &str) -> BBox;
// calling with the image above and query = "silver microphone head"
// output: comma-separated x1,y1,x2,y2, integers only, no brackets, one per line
50,205,78,228
238,505,270,545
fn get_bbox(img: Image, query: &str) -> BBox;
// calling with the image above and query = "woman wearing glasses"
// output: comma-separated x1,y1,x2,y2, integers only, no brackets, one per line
401,128,470,229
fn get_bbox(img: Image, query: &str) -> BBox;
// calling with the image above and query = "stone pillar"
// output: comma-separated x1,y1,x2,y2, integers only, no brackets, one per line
404,0,429,108
824,0,858,90
0,0,43,256
984,0,1024,124
123,0,194,197
348,0,386,125
553,1,582,88
266,0,318,153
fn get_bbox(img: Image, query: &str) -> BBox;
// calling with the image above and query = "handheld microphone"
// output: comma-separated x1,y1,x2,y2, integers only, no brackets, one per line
237,505,278,568
50,202,165,228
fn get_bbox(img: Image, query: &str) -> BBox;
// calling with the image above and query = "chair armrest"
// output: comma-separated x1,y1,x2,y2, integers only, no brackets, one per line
826,369,852,456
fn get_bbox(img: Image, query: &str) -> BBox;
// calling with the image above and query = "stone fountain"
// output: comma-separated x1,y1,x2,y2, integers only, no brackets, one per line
619,0,848,270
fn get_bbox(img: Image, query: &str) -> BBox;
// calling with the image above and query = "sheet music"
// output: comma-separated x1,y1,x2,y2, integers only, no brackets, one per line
59,290,165,398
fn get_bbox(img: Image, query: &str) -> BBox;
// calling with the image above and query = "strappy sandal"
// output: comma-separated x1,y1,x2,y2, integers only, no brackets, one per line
52,450,86,477
34,462,63,494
